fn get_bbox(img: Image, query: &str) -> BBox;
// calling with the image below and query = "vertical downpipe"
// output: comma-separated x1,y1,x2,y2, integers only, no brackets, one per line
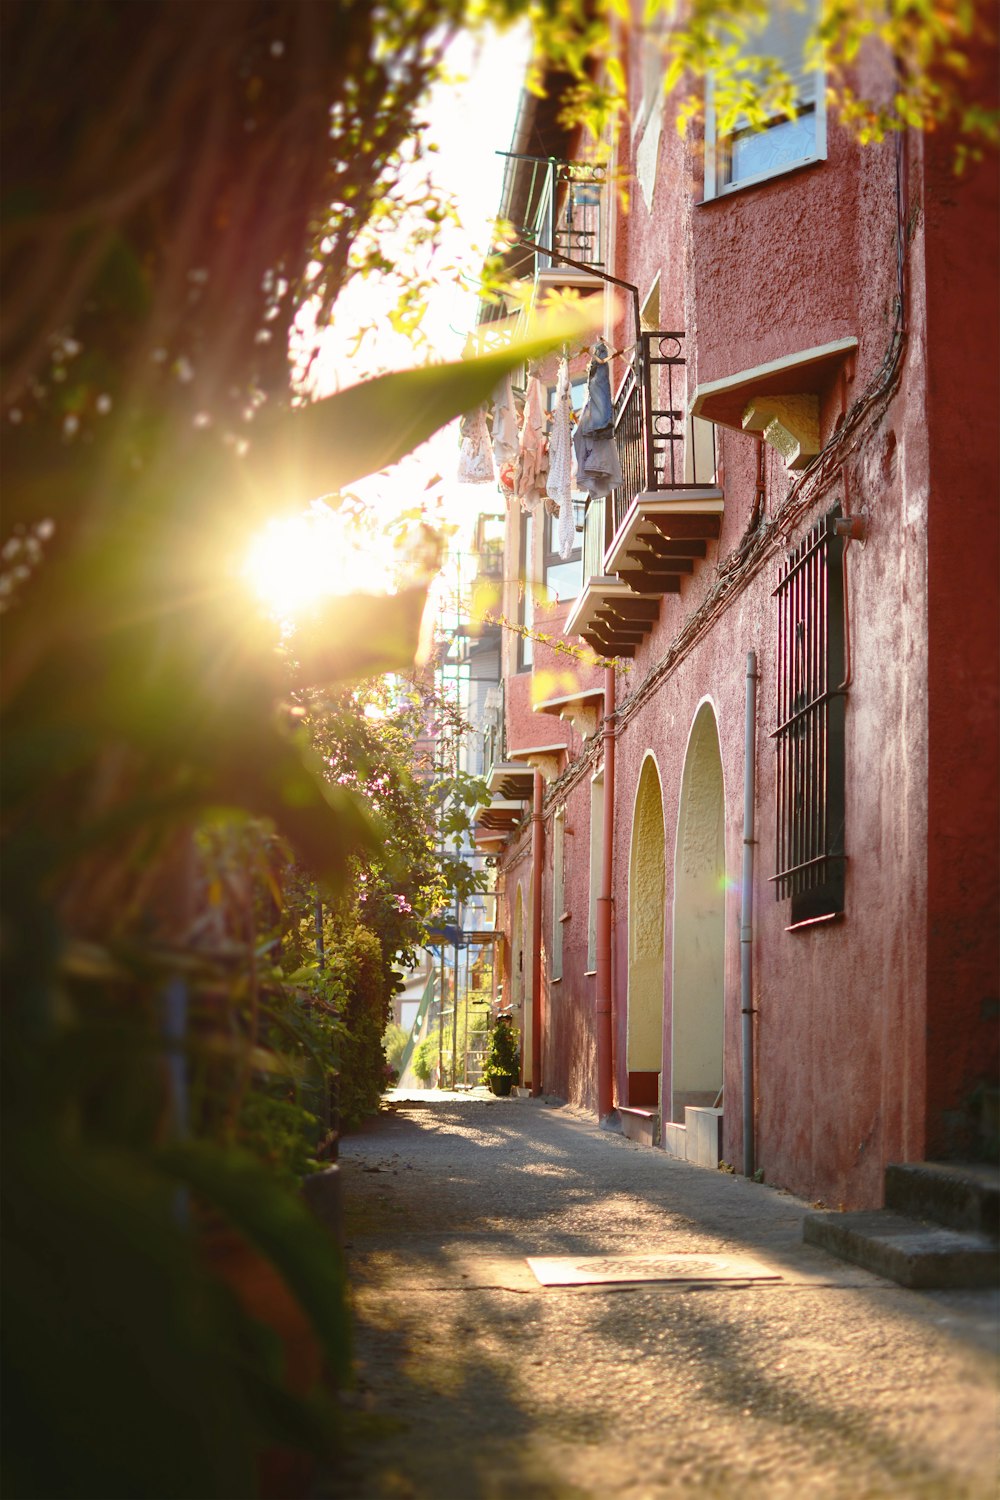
741,651,759,1177
531,770,544,1095
596,664,616,1119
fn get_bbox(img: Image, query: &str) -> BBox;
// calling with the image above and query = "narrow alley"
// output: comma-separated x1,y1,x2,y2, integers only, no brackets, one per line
322,1093,999,1500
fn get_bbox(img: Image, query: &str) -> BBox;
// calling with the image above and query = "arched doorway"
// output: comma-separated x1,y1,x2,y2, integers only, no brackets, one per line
627,756,665,1108
670,703,726,1122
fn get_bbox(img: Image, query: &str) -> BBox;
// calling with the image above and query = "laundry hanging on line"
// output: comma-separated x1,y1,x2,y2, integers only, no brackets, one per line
516,374,548,511
573,339,623,501
546,357,576,559
457,405,495,485
490,372,519,465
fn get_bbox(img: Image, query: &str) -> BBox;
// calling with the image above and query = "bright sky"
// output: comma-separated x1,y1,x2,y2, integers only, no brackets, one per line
247,26,528,618
311,26,529,522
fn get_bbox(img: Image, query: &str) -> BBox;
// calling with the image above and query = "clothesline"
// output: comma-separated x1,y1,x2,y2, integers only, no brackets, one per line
458,348,624,557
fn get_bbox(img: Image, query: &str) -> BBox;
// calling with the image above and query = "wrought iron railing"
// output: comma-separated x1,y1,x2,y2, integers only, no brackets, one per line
577,332,719,572
503,154,605,277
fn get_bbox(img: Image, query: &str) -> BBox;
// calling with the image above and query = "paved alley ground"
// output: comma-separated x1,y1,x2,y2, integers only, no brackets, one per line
321,1091,999,1500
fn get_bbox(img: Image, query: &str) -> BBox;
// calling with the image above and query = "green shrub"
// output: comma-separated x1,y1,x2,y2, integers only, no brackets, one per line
411,1035,437,1083
382,1021,408,1075
481,1016,520,1086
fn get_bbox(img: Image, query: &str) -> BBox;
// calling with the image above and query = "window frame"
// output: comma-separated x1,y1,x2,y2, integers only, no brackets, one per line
702,1,826,202
542,505,584,605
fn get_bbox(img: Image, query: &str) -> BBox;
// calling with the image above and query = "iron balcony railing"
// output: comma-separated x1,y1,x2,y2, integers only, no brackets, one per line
582,331,718,571
502,154,606,279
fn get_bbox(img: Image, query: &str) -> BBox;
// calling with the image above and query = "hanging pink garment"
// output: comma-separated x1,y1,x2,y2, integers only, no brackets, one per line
516,375,548,511
546,358,575,558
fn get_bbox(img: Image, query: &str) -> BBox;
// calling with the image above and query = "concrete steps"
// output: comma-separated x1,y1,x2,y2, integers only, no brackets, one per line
804,1161,1000,1289
627,1105,723,1166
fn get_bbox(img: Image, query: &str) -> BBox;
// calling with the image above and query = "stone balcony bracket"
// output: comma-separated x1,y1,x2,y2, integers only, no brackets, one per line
742,393,820,469
509,744,567,784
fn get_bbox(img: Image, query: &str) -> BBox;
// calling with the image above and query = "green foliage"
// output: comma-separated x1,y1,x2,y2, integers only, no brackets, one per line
327,921,388,1130
481,1015,521,1085
529,0,998,161
411,1035,439,1083
383,1021,409,1075
0,4,585,1477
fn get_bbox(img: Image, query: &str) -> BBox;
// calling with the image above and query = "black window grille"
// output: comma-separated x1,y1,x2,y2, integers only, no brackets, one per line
772,509,847,923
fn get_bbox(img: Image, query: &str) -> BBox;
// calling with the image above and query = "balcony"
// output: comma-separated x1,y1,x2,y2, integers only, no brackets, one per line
566,332,725,659
474,690,528,849
499,153,605,290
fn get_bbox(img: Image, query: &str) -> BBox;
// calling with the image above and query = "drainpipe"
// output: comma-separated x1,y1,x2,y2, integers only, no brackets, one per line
531,769,544,1095
596,664,616,1120
741,651,759,1178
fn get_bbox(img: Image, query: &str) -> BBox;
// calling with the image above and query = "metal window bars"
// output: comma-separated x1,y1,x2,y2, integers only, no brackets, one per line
771,510,847,914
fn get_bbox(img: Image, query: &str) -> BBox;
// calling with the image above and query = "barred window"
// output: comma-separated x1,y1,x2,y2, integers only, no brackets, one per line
773,509,847,924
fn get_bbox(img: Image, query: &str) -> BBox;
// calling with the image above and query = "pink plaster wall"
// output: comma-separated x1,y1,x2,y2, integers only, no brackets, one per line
921,99,1000,1154
492,38,998,1207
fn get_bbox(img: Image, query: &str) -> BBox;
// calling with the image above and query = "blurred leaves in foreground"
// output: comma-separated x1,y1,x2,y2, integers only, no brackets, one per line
0,0,592,1491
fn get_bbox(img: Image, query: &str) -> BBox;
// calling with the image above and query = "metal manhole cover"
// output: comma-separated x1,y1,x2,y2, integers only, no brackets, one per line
526,1253,782,1287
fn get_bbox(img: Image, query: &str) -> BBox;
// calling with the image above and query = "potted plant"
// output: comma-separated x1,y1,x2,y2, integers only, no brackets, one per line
481,1015,520,1097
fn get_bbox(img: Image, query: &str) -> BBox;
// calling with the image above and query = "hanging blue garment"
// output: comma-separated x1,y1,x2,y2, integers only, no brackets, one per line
573,340,622,499
575,340,614,438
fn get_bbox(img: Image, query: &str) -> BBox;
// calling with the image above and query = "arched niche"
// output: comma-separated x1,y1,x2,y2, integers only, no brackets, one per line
670,702,726,1123
627,755,665,1106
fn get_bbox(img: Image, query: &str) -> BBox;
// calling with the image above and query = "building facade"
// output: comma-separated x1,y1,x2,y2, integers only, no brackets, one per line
471,8,998,1209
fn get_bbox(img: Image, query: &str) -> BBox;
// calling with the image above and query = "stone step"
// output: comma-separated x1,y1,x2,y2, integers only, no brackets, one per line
662,1121,686,1161
884,1161,999,1238
803,1208,999,1289
685,1106,723,1170
619,1106,659,1149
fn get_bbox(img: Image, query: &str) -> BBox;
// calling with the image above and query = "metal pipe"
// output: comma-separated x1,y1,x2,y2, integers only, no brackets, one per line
741,651,759,1178
596,664,616,1119
531,770,544,1095
514,236,643,382
451,907,460,1090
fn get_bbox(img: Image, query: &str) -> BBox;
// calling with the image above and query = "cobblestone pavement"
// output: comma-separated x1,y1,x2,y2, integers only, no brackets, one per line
320,1091,999,1500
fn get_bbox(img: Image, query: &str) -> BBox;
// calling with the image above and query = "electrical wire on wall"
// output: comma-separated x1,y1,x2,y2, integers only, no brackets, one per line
612,128,909,738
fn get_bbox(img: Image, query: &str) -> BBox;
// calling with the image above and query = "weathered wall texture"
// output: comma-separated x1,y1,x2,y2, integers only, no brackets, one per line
494,34,998,1208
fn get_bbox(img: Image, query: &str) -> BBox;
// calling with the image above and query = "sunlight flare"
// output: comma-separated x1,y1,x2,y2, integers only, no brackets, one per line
242,505,395,619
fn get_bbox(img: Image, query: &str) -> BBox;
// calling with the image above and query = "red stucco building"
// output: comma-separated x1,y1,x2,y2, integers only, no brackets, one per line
472,8,998,1209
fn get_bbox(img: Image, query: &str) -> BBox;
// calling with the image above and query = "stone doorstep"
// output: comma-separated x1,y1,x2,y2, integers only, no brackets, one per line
686,1106,723,1170
885,1161,1000,1238
803,1208,1000,1290
619,1106,659,1149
